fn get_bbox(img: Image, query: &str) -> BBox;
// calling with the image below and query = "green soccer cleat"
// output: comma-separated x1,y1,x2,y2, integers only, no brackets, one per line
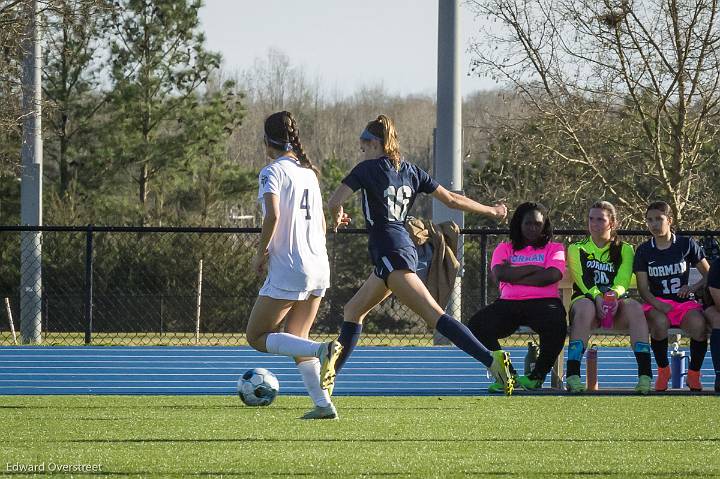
487,380,505,394
489,350,515,396
565,374,586,394
319,340,343,396
300,404,338,420
635,375,652,395
517,374,543,390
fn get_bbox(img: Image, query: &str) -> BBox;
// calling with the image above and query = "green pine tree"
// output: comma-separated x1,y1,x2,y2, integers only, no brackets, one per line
107,0,225,224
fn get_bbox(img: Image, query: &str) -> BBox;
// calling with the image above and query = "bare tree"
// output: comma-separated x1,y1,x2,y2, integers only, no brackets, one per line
1,0,109,179
0,0,29,176
467,0,720,226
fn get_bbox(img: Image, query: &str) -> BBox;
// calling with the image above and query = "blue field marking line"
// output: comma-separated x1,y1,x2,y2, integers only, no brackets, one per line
0,346,715,395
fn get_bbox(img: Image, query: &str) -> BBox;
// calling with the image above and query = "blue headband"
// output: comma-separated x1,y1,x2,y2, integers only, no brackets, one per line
265,135,293,151
360,129,383,142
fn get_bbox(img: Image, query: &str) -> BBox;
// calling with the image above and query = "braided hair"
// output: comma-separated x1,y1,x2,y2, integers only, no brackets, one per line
264,111,318,174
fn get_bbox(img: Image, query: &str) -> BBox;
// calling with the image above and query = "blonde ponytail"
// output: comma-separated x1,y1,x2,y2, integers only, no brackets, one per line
364,114,402,170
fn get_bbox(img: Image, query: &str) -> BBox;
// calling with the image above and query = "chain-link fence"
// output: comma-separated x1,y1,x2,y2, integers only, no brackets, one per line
0,225,717,346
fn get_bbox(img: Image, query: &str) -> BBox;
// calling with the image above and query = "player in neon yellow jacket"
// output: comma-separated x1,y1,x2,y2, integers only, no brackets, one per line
565,201,651,394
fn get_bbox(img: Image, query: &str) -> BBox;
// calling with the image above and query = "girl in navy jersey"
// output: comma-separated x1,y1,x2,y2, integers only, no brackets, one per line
634,201,711,392
327,114,515,395
245,111,344,419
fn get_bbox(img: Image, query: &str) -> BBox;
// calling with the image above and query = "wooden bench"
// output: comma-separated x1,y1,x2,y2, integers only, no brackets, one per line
517,270,698,389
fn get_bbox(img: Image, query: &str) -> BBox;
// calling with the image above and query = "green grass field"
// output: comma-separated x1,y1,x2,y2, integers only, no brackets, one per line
1,395,719,478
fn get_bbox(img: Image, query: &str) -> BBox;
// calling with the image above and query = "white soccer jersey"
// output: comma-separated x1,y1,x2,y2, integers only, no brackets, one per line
257,156,330,292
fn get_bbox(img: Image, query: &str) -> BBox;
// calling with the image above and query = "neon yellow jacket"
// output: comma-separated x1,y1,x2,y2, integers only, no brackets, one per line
567,237,634,303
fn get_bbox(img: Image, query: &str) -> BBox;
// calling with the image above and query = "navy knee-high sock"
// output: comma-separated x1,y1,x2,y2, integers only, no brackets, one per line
710,329,720,379
633,342,652,378
335,321,362,373
435,314,493,367
689,339,708,372
651,337,669,368
566,340,585,377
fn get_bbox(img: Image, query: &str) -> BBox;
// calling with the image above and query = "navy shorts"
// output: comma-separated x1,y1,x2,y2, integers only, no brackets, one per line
370,245,418,283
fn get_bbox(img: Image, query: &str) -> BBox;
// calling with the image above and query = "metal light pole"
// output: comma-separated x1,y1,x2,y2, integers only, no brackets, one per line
20,0,43,344
433,0,464,343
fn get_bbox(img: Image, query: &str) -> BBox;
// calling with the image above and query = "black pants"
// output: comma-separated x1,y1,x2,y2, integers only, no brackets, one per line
467,298,567,378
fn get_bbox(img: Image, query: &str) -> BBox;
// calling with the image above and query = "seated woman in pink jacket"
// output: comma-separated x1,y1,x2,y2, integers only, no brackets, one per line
468,202,567,392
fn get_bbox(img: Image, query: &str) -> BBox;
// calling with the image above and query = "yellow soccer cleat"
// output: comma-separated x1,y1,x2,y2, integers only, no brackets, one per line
319,340,343,396
489,350,515,397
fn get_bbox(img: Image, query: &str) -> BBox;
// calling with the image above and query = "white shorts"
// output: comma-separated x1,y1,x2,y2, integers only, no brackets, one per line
258,283,326,301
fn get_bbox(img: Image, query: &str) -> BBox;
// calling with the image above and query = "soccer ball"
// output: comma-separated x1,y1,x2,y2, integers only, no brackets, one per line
237,368,279,406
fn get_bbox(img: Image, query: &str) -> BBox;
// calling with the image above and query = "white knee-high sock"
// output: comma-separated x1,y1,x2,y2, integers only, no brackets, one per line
297,358,331,407
265,333,322,358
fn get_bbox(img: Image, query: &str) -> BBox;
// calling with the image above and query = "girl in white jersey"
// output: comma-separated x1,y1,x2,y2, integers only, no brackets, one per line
245,111,344,420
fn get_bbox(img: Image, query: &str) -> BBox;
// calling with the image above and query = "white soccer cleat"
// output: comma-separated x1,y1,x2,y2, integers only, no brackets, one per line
300,403,338,420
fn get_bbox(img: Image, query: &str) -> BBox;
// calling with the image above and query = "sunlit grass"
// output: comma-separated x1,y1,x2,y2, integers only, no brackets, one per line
1,395,718,477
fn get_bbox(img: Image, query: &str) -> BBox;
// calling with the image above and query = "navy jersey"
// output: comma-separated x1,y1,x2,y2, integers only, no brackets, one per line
706,257,720,306
342,157,439,253
709,257,720,290
633,234,705,302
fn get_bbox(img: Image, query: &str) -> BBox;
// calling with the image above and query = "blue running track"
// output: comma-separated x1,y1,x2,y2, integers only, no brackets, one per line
0,346,715,395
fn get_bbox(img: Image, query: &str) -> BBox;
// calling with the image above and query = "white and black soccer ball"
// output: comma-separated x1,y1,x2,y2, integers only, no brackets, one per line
237,368,279,406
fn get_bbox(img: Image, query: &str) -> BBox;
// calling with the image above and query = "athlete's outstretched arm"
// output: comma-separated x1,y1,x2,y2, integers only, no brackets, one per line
253,192,280,274
430,185,506,220
328,183,354,232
